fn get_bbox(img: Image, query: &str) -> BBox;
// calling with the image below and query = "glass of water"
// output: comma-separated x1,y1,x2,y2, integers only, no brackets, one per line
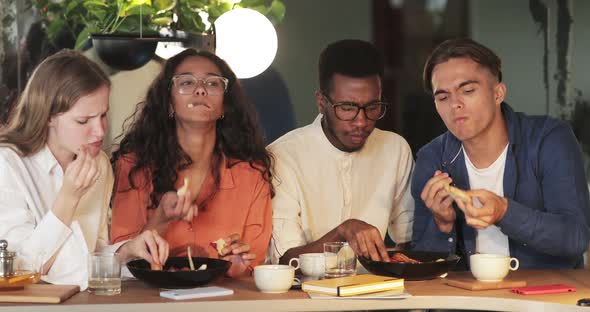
324,242,357,278
88,252,121,295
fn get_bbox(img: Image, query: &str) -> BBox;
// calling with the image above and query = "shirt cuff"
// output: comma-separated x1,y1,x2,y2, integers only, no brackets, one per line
388,220,413,244
32,211,72,263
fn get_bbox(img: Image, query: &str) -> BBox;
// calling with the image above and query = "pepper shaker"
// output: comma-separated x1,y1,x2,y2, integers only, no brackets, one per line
0,240,15,278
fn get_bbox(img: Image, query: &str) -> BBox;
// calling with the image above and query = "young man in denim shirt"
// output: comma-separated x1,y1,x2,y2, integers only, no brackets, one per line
412,38,590,269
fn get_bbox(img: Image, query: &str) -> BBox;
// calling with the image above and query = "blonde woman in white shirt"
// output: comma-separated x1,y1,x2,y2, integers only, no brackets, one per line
0,50,169,290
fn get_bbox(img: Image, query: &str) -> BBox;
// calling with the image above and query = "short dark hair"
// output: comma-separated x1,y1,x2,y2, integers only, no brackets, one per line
318,39,384,93
422,38,502,93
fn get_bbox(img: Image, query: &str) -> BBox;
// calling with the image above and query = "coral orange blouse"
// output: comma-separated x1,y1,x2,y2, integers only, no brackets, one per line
111,154,272,266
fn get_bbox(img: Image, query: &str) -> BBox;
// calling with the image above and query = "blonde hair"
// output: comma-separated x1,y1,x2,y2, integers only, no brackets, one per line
0,50,110,156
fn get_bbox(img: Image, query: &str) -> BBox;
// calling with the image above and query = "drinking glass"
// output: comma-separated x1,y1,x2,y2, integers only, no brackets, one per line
88,252,121,295
324,242,356,278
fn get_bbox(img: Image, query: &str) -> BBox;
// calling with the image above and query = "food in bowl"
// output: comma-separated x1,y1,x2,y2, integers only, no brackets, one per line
390,253,421,264
167,264,207,272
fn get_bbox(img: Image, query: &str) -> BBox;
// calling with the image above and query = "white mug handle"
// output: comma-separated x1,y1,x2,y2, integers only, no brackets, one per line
509,257,519,271
289,258,300,270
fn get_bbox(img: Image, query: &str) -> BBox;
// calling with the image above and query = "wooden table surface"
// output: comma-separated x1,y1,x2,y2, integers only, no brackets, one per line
2,269,590,311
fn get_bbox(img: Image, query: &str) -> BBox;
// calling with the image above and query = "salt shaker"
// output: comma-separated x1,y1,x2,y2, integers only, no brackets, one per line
0,240,15,278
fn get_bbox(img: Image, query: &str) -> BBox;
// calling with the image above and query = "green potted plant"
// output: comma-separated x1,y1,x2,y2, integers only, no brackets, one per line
32,0,285,70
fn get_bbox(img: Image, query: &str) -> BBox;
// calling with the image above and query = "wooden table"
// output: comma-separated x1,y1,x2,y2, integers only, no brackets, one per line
2,269,590,311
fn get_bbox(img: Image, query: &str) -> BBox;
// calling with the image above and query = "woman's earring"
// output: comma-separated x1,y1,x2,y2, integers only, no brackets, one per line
219,114,225,120
169,109,175,119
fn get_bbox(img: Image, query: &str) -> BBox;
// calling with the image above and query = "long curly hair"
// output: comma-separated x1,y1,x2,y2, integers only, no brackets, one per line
112,49,273,209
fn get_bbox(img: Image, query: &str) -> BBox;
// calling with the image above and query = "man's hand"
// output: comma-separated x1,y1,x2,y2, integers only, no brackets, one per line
420,170,456,233
337,219,389,262
455,189,508,229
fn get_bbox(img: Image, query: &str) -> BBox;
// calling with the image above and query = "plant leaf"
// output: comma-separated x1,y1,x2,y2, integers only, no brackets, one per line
65,0,83,16
46,17,65,42
153,0,176,12
185,0,207,11
83,0,109,8
268,0,285,24
240,0,267,6
208,2,233,20
249,4,268,16
152,16,173,26
124,4,156,16
75,25,95,50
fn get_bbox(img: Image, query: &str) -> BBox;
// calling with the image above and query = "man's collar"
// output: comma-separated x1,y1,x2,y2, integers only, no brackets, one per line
442,102,519,166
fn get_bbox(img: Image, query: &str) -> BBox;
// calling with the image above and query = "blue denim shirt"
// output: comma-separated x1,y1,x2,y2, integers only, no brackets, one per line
411,103,590,269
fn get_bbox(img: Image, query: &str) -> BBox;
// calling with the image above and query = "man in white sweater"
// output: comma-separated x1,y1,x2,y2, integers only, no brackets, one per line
269,40,414,265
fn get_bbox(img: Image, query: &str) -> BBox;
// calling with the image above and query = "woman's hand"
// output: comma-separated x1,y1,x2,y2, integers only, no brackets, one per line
52,145,101,226
118,230,169,267
158,191,198,222
61,145,100,201
217,233,256,277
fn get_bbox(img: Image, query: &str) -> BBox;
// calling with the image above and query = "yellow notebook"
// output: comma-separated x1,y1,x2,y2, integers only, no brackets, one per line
302,274,404,297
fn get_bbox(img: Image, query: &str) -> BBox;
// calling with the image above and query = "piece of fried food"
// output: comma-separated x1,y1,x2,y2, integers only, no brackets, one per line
390,253,421,264
210,238,227,256
443,184,471,204
177,178,190,196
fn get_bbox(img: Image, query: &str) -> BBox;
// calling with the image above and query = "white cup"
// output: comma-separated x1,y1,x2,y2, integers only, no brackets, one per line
470,253,519,282
294,253,325,278
254,259,300,293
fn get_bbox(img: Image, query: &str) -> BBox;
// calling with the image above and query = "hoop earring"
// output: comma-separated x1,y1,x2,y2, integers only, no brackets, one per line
219,114,224,120
169,110,175,119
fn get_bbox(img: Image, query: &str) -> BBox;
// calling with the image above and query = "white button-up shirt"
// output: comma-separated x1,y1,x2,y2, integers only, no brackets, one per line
0,145,121,290
268,115,415,263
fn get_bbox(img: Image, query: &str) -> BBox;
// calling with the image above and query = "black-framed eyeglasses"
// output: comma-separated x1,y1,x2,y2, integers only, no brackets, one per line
171,74,229,96
322,93,388,121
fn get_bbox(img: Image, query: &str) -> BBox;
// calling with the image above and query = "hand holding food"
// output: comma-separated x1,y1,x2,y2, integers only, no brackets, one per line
420,170,456,233
212,234,255,277
61,145,100,200
177,178,190,196
442,184,472,205
119,230,169,271
337,219,390,262
454,189,509,230
158,188,197,223
210,238,227,256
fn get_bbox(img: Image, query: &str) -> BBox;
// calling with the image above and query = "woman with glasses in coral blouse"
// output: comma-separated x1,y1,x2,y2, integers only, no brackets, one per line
110,49,273,277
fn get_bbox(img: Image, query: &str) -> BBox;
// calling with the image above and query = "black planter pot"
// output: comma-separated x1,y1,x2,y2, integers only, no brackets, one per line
91,34,159,70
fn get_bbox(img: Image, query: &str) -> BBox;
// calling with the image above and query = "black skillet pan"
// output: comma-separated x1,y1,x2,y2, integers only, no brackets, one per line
127,257,231,288
359,250,460,281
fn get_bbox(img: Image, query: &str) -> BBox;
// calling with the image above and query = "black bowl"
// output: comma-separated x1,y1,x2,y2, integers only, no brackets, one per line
127,257,231,288
359,250,460,281
91,34,159,70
